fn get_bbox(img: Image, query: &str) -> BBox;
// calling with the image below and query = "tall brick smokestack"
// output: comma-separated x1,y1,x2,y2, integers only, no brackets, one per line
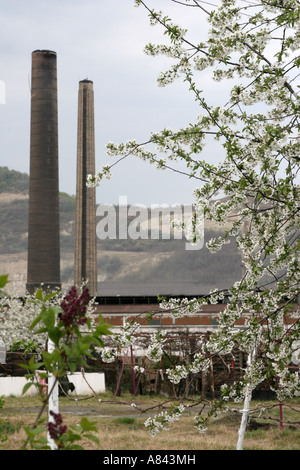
74,79,97,296
26,50,61,294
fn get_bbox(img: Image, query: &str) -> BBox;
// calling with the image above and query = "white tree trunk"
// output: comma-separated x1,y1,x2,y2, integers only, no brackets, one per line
236,383,252,450
47,338,59,450
236,349,255,450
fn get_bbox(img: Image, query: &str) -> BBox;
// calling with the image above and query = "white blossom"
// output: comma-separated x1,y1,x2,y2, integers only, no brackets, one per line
144,404,185,436
101,347,116,363
145,330,167,362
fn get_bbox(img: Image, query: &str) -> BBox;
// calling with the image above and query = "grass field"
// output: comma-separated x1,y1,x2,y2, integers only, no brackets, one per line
0,393,299,450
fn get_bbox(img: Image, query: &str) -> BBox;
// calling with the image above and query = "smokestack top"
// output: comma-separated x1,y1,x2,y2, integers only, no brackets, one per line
32,49,57,58
79,78,93,84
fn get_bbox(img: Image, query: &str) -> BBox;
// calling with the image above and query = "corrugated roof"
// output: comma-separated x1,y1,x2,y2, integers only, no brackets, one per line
97,281,206,297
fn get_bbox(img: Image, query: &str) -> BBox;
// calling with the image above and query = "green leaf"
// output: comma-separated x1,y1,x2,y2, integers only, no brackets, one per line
35,287,44,301
41,307,56,329
84,433,100,446
68,361,77,373
42,350,62,372
239,177,247,190
29,313,43,331
0,274,9,289
43,291,61,302
94,315,112,337
22,382,34,395
64,429,82,443
79,417,98,432
47,326,64,346
62,343,71,356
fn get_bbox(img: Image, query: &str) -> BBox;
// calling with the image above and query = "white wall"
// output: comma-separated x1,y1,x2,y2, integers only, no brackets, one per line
0,372,105,397
67,372,105,395
0,376,37,397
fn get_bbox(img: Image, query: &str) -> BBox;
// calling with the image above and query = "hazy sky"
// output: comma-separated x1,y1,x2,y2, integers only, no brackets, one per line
0,0,220,206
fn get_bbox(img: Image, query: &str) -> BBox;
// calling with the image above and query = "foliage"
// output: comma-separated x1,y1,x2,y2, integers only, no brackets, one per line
0,274,9,296
0,275,111,449
46,412,99,450
0,418,23,443
10,339,39,353
89,0,300,448
0,166,29,194
0,396,5,410
25,285,111,381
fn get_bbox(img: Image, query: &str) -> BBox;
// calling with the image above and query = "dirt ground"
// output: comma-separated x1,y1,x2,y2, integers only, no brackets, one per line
1,394,300,451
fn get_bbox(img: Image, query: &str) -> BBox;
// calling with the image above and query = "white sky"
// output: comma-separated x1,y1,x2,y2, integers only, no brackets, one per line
0,0,221,206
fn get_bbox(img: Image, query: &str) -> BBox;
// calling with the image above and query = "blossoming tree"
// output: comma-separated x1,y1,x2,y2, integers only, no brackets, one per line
88,0,300,448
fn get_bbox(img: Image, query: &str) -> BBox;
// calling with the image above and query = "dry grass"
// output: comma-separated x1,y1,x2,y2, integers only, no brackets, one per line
1,394,299,450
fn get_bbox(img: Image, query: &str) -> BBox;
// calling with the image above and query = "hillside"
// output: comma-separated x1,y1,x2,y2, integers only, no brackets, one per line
0,167,77,293
0,166,242,296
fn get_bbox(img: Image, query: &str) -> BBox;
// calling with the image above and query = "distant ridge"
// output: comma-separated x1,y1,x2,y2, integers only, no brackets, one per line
0,166,29,194
0,166,242,296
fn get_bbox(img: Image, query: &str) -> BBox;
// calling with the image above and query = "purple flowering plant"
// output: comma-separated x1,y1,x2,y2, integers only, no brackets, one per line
28,285,111,376
19,283,112,449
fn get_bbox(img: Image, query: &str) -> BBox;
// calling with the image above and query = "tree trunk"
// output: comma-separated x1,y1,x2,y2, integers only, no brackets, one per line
236,384,252,450
47,338,59,450
209,354,215,399
236,348,255,450
201,369,206,399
